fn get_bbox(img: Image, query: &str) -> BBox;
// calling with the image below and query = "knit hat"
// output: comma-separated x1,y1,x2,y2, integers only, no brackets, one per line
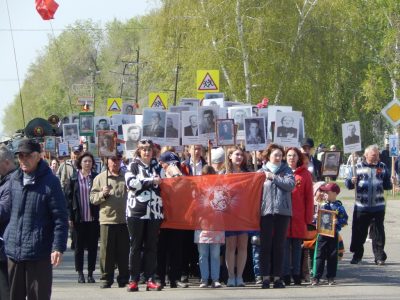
211,147,225,164
313,181,326,196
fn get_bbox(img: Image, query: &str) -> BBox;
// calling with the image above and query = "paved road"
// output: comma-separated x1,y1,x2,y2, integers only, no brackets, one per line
52,197,400,300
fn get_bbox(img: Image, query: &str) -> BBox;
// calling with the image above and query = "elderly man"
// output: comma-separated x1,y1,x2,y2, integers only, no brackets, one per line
143,112,165,137
90,152,129,289
345,144,394,265
0,145,17,299
4,139,68,300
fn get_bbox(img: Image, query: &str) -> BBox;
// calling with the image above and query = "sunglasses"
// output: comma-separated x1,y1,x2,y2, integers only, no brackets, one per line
139,139,153,145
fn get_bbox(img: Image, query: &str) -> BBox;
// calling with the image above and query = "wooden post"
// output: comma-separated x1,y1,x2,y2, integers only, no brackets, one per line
192,145,196,176
207,140,212,165
253,151,257,171
351,152,357,199
224,146,229,174
392,156,395,196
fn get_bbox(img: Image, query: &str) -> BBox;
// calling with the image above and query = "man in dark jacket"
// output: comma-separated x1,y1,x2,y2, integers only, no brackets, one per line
0,145,16,300
4,139,68,300
301,138,322,182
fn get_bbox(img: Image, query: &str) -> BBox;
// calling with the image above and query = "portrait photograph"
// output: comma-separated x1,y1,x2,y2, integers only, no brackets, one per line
169,105,190,114
97,130,117,157
142,109,166,142
258,108,272,142
389,134,399,157
182,110,199,145
244,117,267,151
79,112,94,136
228,106,252,132
111,114,135,126
94,116,111,132
123,123,142,151
62,123,80,146
204,92,224,100
198,106,219,137
70,114,80,124
122,102,136,115
58,142,69,157
216,119,235,146
165,112,180,146
274,111,300,147
180,98,200,110
342,121,362,154
317,209,336,238
44,136,56,152
322,151,342,177
202,98,225,108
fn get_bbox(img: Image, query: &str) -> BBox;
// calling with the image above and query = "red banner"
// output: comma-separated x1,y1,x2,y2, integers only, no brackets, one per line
35,0,59,20
160,172,265,230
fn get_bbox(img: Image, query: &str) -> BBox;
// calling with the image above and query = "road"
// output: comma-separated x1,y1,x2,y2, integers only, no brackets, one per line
52,196,400,300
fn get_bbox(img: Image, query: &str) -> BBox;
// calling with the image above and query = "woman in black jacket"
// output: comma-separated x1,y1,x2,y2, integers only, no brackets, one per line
67,152,99,284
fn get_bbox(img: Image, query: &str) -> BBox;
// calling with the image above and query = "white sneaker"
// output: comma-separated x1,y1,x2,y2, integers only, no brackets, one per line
199,281,208,288
211,281,222,288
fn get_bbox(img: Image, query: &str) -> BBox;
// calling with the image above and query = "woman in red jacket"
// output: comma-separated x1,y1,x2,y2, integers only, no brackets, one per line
282,147,314,286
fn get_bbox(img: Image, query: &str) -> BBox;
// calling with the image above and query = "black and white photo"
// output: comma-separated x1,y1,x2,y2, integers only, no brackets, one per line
123,124,142,151
322,151,341,177
244,117,267,151
342,121,362,154
274,112,300,147
94,116,111,131
63,123,80,146
142,109,166,142
216,119,235,146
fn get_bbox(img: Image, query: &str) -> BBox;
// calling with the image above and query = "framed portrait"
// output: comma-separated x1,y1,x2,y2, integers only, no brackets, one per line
317,209,336,238
244,117,267,151
216,119,235,146
342,121,362,154
142,109,167,144
44,136,56,152
322,151,342,177
94,116,111,132
165,112,180,146
228,106,252,141
62,123,80,147
79,112,94,136
122,101,136,115
389,134,399,157
58,142,69,158
97,130,117,158
198,106,218,142
182,110,199,145
273,111,300,147
202,98,224,108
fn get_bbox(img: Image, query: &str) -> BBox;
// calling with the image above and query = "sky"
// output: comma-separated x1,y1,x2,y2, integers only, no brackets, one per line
0,0,160,138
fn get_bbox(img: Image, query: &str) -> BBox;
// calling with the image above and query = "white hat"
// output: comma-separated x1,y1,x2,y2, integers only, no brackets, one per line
211,147,225,164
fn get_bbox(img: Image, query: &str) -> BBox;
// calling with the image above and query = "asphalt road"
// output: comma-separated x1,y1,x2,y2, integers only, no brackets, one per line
52,196,400,300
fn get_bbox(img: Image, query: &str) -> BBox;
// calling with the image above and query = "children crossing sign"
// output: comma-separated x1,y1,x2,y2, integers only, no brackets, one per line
149,93,168,109
197,70,219,92
107,98,122,117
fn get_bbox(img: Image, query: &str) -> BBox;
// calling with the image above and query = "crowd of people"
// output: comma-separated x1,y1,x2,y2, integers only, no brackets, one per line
0,136,396,299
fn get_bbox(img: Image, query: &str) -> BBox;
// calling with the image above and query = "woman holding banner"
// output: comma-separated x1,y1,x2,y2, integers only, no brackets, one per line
258,144,295,289
224,146,250,287
125,139,164,292
282,147,314,286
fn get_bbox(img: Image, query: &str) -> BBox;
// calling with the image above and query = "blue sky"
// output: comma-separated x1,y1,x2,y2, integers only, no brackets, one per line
0,0,160,137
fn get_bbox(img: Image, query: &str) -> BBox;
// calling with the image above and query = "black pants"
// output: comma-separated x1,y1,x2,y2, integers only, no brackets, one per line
157,228,184,283
0,259,9,300
313,234,338,279
127,218,162,281
350,208,387,261
259,214,290,277
8,258,52,300
74,221,99,273
99,224,130,285
181,230,199,278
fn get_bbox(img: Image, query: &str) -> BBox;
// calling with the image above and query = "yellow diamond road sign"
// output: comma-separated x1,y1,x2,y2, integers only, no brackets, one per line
381,99,400,126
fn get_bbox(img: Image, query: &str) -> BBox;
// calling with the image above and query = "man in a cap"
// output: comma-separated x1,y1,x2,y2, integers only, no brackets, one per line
301,138,322,181
90,152,129,289
4,139,68,299
345,144,394,266
0,145,17,299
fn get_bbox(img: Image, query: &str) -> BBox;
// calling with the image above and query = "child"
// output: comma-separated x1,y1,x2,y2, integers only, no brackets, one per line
194,165,225,288
312,183,348,286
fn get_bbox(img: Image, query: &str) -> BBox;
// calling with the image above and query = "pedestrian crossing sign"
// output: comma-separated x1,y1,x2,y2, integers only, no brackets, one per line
107,98,122,116
197,70,219,92
149,93,168,109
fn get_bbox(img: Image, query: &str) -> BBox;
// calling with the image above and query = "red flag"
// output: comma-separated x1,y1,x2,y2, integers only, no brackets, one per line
35,0,59,20
160,172,265,231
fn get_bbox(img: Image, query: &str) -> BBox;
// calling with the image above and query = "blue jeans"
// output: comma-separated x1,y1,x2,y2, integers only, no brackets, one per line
197,243,221,281
283,238,302,276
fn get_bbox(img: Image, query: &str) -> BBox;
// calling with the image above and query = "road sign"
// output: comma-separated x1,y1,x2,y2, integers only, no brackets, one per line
149,93,168,109
381,99,400,126
197,70,219,92
107,98,122,117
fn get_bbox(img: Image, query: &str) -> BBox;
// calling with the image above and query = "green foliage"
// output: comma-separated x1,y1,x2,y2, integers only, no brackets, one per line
2,0,400,149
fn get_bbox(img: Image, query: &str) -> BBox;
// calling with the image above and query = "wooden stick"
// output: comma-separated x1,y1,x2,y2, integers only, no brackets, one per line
207,140,212,165
392,156,395,196
351,152,357,199
192,145,196,176
253,150,257,171
224,146,229,174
